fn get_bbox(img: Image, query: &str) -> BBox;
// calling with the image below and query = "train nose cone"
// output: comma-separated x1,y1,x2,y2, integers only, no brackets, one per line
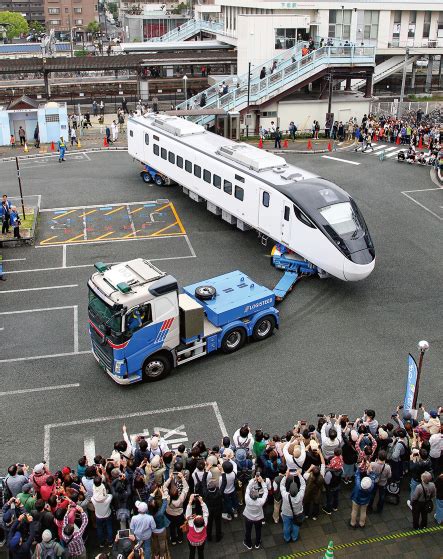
343,250,375,281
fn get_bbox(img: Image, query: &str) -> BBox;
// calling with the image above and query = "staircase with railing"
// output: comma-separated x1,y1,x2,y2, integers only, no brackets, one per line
177,45,376,126
151,19,223,42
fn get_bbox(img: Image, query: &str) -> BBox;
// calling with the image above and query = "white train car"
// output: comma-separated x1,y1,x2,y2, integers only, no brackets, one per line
127,114,375,281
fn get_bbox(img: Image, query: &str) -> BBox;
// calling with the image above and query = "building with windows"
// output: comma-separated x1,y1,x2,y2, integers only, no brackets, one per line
0,0,45,24
43,0,98,39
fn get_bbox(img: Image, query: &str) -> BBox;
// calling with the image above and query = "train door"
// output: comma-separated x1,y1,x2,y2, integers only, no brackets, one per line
258,189,279,237
128,124,146,161
281,203,291,245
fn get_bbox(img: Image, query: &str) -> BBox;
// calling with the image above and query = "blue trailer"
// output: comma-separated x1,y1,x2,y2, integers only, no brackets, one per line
88,259,279,384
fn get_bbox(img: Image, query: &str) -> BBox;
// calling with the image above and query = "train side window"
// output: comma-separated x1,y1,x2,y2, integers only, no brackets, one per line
153,144,159,156
129,130,133,137
223,180,232,195
161,148,167,160
235,186,244,201
213,174,221,188
262,191,270,207
293,205,316,228
144,133,149,145
177,155,183,168
168,151,175,164
194,165,201,178
284,206,290,221
185,160,192,173
203,170,211,183
235,174,245,183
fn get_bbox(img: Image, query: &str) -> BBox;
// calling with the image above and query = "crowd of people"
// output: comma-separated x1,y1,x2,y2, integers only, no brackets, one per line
1,405,441,559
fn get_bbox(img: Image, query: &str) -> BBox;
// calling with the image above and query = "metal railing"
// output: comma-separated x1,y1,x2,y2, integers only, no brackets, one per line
151,19,223,42
179,46,375,126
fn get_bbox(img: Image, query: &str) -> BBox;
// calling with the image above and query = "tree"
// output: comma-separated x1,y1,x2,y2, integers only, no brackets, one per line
171,2,187,15
108,2,118,20
0,11,28,39
86,21,100,37
29,21,45,34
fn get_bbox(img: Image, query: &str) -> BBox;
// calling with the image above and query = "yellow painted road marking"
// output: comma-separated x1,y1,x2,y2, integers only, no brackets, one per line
129,207,145,215
151,221,178,237
93,231,115,241
123,229,143,239
64,233,85,243
169,202,186,234
153,202,172,214
104,205,125,216
40,235,58,244
52,209,77,220
83,209,97,217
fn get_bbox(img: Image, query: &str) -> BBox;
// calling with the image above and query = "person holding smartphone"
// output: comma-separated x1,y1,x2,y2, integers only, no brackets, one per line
185,494,209,559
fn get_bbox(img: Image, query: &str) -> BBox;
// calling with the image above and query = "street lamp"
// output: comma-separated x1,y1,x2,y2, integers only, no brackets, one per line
412,340,429,409
398,47,409,117
183,74,188,107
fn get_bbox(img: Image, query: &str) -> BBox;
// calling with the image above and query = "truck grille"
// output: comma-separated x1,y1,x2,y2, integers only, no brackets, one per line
91,339,113,371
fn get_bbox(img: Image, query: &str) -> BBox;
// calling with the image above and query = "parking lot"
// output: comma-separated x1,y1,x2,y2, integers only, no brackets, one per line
0,149,442,556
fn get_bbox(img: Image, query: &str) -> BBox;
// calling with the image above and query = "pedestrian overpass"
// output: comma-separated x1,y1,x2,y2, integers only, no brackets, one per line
151,19,223,42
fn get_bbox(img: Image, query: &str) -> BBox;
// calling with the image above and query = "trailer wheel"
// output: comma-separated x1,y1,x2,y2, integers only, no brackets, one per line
252,315,275,341
154,174,164,186
221,327,246,354
142,353,171,381
195,285,216,300
141,171,152,183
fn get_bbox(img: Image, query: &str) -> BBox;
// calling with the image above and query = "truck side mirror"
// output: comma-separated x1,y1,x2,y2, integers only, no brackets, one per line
104,325,111,335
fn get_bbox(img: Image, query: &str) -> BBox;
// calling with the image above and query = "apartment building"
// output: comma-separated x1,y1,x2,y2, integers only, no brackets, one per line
0,0,45,24
43,0,98,37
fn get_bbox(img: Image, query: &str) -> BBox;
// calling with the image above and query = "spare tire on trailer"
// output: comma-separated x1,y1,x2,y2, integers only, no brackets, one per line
195,285,216,300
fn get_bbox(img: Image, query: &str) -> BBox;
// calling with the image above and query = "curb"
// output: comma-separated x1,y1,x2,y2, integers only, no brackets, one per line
0,146,128,163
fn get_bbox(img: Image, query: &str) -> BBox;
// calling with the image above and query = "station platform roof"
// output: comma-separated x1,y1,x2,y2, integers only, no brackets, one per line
118,40,231,53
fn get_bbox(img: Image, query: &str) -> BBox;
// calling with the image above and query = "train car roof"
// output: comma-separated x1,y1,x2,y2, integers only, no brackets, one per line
129,113,318,189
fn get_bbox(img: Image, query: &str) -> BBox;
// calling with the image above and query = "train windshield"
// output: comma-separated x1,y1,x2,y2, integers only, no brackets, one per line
319,202,363,237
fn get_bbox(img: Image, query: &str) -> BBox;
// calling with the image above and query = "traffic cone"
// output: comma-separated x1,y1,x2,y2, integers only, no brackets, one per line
50,141,55,151
283,138,288,149
322,540,334,559
418,136,423,149
307,139,313,150
373,133,377,143
327,141,332,152
23,142,28,153
396,135,401,145
258,137,263,149
77,138,82,149
103,136,109,148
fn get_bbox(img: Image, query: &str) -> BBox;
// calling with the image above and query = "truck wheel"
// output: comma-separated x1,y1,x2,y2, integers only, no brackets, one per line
252,315,275,341
221,327,246,354
154,174,164,186
142,354,171,381
195,285,216,300
141,172,152,183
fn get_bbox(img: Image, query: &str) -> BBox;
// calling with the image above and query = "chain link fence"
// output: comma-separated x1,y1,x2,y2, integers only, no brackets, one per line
370,100,442,119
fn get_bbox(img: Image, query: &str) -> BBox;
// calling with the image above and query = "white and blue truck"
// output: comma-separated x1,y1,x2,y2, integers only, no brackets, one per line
88,258,279,384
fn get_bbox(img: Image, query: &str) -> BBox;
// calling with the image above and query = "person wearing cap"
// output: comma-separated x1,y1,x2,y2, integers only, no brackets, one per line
184,494,208,559
411,471,436,529
30,463,52,497
242,475,268,550
234,448,253,506
130,500,156,558
420,408,441,436
33,529,64,558
92,478,114,548
280,470,306,543
201,464,223,542
368,450,391,513
148,434,168,461
349,465,376,528
16,483,36,513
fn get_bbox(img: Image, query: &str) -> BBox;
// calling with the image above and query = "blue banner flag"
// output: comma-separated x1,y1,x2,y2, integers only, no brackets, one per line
404,353,418,410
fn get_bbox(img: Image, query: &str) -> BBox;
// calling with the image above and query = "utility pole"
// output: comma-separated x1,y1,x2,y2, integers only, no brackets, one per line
398,47,409,117
246,61,251,138
327,71,333,114
15,158,26,220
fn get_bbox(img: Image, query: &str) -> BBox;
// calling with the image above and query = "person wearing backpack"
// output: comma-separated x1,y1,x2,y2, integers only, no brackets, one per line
33,529,64,559
271,464,286,523
411,471,436,529
234,449,252,506
279,470,306,543
219,461,238,521
387,429,410,482
368,450,391,513
408,448,433,508
201,466,223,542
349,466,377,528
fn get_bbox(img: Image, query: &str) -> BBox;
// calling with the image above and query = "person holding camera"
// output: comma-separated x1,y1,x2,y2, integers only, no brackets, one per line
8,513,36,558
242,474,268,550
185,494,209,559
279,470,306,543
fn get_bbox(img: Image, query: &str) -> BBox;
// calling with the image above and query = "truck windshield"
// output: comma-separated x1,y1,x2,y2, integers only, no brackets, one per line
88,289,121,332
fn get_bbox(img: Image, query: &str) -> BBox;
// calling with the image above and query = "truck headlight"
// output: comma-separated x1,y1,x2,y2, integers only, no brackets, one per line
114,359,126,374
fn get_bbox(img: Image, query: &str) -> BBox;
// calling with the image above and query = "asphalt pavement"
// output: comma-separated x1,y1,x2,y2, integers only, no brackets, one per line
0,149,442,557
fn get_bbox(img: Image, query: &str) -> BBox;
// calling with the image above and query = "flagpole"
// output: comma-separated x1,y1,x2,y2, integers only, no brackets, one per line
412,340,429,409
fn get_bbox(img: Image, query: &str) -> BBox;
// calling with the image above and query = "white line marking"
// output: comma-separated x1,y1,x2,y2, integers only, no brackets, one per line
2,258,27,263
383,146,399,153
83,437,96,464
40,200,168,212
0,305,75,315
0,327,4,331
82,210,87,242
62,244,67,268
401,192,443,221
0,383,80,397
385,150,401,158
321,155,360,166
73,305,79,354
402,187,442,193
184,235,196,258
0,350,91,364
371,144,387,151
43,401,227,466
0,284,78,294
127,204,137,237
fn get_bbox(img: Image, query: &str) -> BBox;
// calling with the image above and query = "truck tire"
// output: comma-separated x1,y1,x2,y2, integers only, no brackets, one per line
252,315,275,341
142,353,171,381
141,171,152,183
195,285,216,300
221,327,246,354
154,174,164,186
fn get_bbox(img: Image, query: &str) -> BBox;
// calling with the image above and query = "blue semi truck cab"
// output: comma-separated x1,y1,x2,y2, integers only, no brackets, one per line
88,258,279,384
